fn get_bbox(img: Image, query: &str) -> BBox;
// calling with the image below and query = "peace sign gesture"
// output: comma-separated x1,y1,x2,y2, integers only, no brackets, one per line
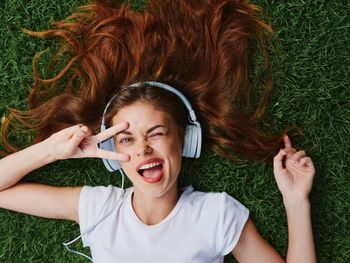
48,122,130,161
273,135,316,203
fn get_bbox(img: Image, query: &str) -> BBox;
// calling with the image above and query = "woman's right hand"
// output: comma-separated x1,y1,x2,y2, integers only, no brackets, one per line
47,122,130,161
0,122,129,220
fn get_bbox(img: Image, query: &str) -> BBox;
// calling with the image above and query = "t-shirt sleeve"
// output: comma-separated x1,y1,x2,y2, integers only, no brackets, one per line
216,192,249,256
79,185,124,247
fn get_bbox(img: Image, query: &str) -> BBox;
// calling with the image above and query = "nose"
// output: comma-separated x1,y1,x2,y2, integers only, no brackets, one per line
135,139,153,157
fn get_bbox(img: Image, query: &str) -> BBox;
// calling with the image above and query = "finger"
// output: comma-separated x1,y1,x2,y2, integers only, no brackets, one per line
306,158,315,171
95,149,130,161
291,150,306,163
67,128,86,151
284,147,297,156
283,134,293,149
94,122,129,142
273,148,286,174
80,125,92,136
60,124,84,137
299,157,313,168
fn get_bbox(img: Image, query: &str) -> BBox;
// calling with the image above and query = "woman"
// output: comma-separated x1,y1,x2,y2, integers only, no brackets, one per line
0,0,316,262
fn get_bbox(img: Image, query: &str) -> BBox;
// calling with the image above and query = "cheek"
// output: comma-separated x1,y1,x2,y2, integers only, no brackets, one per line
119,160,137,179
167,138,183,166
156,137,182,155
115,145,132,155
173,136,184,155
123,164,134,174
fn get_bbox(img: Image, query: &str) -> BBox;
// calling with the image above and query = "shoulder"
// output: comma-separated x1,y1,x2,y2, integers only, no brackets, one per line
79,185,127,225
183,186,249,224
186,187,248,214
80,185,125,204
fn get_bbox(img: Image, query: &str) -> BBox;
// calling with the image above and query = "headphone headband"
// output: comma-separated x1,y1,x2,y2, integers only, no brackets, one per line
101,81,198,128
129,81,198,122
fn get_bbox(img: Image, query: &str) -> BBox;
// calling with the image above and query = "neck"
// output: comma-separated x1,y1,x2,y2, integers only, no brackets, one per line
131,184,180,225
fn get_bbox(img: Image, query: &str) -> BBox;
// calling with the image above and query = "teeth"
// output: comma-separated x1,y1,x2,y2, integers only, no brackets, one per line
139,162,162,170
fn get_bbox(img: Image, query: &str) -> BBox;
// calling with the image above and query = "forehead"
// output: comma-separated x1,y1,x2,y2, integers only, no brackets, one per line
111,101,173,126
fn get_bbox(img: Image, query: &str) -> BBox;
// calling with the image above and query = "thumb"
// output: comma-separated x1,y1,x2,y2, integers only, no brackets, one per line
273,149,287,175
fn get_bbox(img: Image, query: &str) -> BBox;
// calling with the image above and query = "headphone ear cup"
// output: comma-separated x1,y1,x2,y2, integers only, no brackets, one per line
182,124,202,158
99,137,121,172
182,125,192,157
189,125,196,157
189,125,197,157
189,125,198,158
194,125,202,158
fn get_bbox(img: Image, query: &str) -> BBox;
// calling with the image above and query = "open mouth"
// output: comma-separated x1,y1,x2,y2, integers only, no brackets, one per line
136,160,165,183
137,162,164,177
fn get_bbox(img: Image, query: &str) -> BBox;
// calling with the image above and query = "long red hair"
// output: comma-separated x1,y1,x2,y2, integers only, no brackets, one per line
0,0,303,163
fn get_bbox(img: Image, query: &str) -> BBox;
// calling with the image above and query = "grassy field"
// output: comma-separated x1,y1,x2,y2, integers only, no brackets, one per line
0,0,349,262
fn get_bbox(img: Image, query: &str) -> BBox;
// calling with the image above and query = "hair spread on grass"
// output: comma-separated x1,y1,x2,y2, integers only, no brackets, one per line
0,0,303,163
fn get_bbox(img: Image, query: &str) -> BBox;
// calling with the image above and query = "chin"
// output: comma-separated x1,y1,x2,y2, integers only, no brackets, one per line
137,175,179,198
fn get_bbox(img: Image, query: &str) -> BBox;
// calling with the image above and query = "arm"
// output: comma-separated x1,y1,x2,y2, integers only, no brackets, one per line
232,135,316,263
0,183,82,222
0,123,130,223
232,218,284,263
274,135,316,262
0,138,57,191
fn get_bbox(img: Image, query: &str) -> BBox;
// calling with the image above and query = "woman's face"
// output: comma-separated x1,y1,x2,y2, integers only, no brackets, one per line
112,101,183,198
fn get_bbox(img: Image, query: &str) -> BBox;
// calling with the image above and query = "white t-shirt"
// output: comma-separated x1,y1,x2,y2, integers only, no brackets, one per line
79,185,249,263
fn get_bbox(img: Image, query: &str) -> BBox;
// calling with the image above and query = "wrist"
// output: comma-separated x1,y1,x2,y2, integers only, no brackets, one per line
38,137,59,164
283,194,311,212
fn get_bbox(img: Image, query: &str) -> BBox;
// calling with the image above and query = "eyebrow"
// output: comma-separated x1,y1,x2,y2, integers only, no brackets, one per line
116,124,168,136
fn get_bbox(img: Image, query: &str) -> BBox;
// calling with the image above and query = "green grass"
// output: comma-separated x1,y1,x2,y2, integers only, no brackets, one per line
0,0,349,262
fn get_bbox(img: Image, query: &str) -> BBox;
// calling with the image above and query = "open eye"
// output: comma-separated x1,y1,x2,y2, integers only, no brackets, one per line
119,137,132,144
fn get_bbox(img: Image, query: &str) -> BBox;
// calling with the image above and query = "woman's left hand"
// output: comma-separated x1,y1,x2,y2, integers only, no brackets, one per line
273,135,316,204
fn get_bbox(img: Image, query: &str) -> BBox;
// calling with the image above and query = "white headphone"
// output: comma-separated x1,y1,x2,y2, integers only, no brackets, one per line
98,81,202,173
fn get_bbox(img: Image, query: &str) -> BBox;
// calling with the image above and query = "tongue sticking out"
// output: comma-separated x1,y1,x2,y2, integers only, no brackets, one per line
142,166,163,179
